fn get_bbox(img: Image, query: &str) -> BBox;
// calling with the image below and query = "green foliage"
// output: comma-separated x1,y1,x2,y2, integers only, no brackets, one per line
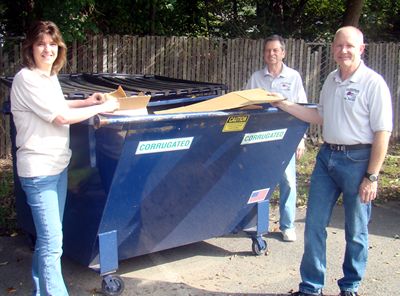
0,0,99,41
0,1,399,46
361,0,400,42
378,143,400,202
40,0,99,42
0,162,16,235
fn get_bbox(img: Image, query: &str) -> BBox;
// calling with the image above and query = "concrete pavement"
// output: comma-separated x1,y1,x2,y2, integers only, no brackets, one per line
0,202,399,296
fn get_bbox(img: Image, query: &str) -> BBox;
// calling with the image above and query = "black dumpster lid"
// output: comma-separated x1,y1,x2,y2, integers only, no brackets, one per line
0,73,227,100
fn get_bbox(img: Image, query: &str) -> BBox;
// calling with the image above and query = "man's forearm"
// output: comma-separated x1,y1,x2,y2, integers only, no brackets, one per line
275,100,323,125
367,131,391,174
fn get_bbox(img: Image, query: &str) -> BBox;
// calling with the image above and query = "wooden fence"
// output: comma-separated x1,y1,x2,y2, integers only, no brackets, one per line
1,35,399,158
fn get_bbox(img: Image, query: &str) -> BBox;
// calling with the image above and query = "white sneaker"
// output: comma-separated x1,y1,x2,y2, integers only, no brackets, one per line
282,228,296,242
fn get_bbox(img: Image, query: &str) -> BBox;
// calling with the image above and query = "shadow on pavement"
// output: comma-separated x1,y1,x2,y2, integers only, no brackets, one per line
1,201,399,295
326,201,400,239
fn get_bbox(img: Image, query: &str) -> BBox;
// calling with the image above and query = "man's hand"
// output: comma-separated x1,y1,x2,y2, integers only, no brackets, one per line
296,138,306,160
266,91,285,99
358,178,378,203
270,98,293,109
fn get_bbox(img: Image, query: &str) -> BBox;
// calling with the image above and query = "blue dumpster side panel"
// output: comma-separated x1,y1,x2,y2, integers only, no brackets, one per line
63,123,112,266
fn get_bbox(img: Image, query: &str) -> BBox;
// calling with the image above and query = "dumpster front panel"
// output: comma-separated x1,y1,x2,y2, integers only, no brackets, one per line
62,109,308,267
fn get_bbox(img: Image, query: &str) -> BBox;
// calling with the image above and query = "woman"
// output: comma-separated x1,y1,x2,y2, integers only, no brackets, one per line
10,21,118,295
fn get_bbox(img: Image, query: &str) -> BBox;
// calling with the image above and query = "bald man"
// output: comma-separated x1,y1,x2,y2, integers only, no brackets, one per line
274,27,393,296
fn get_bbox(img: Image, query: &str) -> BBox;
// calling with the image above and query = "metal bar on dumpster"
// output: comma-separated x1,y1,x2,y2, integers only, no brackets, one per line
93,107,282,129
93,111,229,128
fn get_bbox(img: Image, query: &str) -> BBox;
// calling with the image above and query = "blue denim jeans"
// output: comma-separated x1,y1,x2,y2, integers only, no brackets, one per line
299,145,371,295
19,168,69,296
279,154,296,231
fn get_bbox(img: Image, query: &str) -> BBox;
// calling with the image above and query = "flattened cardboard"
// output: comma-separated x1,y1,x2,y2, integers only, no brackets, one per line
104,85,127,100
154,88,284,114
104,85,151,113
116,95,151,111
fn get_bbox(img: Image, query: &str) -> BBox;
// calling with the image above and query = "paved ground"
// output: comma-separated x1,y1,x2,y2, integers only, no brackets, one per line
0,202,399,296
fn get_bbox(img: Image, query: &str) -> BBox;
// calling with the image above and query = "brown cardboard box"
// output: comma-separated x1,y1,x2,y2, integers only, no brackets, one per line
154,88,283,114
104,86,151,115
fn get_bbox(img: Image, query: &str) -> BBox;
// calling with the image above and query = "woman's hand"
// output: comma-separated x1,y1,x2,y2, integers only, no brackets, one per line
54,96,119,125
86,93,105,106
99,98,120,113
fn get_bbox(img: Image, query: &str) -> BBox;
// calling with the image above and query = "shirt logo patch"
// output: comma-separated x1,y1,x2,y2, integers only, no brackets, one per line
279,82,292,91
344,88,360,102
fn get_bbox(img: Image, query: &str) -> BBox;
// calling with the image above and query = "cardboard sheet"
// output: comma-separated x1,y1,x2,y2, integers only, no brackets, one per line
104,85,151,114
104,85,128,100
154,88,284,114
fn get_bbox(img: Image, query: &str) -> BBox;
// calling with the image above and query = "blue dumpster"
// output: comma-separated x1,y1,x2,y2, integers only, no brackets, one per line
1,73,309,295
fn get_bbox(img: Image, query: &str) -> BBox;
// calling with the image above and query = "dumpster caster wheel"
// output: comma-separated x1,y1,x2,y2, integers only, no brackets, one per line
102,275,125,296
251,239,267,256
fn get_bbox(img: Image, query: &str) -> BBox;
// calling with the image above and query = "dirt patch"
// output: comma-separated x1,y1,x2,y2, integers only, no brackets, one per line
0,158,12,171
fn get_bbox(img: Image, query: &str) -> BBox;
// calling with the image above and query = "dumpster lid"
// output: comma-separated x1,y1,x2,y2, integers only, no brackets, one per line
0,73,227,100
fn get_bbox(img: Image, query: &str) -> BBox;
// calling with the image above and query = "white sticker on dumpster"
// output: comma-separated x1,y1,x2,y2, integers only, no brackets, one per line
240,128,287,145
135,137,194,154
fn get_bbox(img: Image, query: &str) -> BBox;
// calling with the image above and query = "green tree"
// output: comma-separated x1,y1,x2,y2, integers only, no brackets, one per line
342,0,364,26
0,0,399,42
360,0,400,41
0,0,98,41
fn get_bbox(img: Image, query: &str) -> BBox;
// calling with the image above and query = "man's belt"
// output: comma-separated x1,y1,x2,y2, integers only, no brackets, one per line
324,142,372,151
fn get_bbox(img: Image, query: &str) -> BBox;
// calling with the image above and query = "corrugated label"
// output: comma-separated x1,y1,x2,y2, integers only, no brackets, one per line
240,129,287,145
136,137,194,154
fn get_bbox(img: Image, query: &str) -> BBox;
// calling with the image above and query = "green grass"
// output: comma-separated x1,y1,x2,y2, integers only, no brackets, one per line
270,142,400,206
0,160,16,235
378,143,400,202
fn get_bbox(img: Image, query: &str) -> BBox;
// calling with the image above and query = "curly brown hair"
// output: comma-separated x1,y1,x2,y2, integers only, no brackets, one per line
22,21,67,75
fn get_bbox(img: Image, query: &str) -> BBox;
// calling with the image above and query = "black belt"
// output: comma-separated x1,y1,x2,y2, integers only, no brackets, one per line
324,142,372,151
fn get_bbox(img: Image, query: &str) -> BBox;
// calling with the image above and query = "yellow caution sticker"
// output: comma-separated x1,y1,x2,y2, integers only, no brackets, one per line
222,115,249,132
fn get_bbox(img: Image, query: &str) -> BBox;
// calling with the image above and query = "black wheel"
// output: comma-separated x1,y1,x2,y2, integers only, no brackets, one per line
101,275,125,296
251,239,267,256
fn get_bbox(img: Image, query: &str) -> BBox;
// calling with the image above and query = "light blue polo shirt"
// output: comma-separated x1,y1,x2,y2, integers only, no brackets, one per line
318,61,393,145
246,63,307,104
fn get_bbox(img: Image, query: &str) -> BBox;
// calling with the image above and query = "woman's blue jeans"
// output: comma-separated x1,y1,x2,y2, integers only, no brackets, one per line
299,145,371,295
19,168,69,296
